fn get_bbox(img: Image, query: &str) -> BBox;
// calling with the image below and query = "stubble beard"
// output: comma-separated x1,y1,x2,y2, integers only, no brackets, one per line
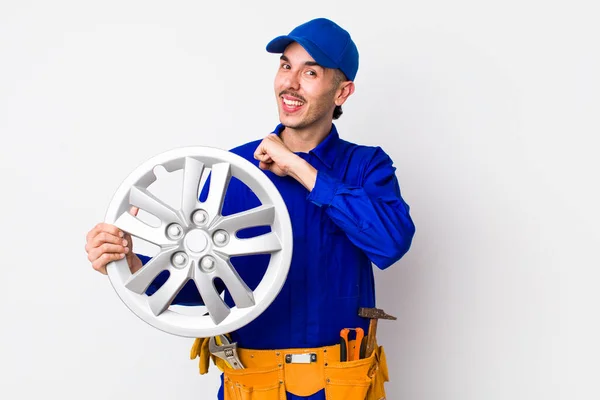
280,97,336,131
278,83,339,130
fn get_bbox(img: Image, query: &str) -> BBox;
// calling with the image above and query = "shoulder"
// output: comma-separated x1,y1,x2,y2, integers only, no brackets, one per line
336,137,395,172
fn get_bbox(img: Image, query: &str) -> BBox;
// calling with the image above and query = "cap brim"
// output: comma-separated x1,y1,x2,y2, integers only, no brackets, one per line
266,35,338,70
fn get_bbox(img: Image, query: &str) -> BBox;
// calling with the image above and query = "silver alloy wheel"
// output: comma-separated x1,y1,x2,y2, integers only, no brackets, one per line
104,146,293,337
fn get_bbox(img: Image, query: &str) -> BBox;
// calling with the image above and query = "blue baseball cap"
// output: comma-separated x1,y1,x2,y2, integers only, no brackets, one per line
266,18,359,81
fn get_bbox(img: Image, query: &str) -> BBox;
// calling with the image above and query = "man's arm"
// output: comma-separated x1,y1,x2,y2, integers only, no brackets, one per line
254,135,415,269
306,147,415,269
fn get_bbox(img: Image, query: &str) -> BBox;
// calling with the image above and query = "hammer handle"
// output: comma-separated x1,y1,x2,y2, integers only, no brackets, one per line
365,319,378,358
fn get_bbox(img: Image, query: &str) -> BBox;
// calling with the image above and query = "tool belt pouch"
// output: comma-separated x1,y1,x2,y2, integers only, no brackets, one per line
218,346,286,400
323,345,388,400
223,365,284,400
366,346,389,400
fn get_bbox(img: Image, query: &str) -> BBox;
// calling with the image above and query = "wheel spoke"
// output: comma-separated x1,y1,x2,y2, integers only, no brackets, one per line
212,204,275,233
125,249,177,294
203,163,231,225
114,212,177,248
215,232,282,257
213,255,255,308
193,268,231,325
181,157,205,219
130,186,185,226
147,268,191,316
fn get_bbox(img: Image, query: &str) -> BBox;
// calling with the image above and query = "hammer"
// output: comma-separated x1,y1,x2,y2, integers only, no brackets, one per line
358,307,397,358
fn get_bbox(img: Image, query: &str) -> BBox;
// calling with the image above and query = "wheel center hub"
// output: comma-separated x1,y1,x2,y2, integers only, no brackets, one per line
185,229,208,253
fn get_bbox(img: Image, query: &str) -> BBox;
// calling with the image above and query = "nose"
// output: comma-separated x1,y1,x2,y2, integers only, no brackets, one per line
283,72,300,91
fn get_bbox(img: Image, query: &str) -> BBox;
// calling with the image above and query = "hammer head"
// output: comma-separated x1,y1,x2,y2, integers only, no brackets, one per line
358,307,397,320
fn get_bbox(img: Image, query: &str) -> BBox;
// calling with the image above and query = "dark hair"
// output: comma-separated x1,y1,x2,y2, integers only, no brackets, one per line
333,105,343,119
332,69,347,120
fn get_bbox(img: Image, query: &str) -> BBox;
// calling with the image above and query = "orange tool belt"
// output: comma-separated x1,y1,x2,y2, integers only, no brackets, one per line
190,337,389,400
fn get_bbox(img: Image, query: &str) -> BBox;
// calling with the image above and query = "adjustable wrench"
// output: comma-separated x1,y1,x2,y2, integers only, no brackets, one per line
208,335,245,369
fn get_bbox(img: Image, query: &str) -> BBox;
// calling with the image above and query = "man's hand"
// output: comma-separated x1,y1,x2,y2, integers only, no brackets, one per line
254,134,318,191
85,207,142,275
253,134,296,176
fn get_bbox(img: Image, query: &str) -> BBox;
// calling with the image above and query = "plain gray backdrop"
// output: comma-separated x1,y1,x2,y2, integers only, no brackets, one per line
1,1,598,399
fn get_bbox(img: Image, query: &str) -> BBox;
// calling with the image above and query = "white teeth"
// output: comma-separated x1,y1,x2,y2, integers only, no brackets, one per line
283,98,303,106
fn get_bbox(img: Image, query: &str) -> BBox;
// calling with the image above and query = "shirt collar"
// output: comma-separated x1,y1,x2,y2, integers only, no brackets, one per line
272,123,340,169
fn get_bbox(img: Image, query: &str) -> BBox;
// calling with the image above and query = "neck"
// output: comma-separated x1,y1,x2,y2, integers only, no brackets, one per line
280,121,333,153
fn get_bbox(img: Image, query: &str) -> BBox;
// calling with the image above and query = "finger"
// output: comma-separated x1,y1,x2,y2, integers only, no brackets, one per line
255,152,272,163
86,230,122,253
130,206,139,216
90,222,124,239
266,133,282,144
253,149,266,161
253,141,270,160
86,224,106,242
86,228,95,242
92,252,125,275
123,231,135,249
89,243,129,261
258,161,271,170
91,231,128,249
266,133,288,149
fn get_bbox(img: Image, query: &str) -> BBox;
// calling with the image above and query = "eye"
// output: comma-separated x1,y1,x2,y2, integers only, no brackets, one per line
305,70,317,77
281,63,291,70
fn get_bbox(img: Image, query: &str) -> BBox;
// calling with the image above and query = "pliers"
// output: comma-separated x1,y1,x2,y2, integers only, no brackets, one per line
339,327,366,361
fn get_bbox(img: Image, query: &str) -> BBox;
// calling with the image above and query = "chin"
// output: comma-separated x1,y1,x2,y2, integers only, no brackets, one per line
278,114,303,129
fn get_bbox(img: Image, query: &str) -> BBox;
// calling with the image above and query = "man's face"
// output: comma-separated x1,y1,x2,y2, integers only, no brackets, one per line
274,42,340,130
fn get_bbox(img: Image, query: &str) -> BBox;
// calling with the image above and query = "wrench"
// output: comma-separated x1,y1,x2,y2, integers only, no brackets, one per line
208,335,244,369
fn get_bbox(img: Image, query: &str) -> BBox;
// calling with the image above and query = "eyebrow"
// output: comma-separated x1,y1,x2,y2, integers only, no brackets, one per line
280,55,322,68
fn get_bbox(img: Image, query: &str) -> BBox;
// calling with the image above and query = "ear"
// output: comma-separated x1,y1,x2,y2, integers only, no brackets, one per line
335,81,355,106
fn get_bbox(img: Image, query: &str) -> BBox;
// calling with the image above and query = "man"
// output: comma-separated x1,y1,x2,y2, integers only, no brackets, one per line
85,17,415,399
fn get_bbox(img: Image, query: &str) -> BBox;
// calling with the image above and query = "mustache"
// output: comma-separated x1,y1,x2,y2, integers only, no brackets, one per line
279,91,306,103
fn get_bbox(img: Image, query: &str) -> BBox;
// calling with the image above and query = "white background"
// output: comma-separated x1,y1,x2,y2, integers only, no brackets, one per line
0,1,598,399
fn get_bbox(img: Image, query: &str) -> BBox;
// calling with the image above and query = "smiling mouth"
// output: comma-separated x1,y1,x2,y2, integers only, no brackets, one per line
282,97,304,107
283,97,304,106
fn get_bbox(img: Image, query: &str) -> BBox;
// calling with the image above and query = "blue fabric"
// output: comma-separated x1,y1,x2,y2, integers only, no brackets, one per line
141,123,415,399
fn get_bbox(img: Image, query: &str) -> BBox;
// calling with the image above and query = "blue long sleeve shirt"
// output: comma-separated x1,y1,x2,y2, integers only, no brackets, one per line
141,123,415,399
